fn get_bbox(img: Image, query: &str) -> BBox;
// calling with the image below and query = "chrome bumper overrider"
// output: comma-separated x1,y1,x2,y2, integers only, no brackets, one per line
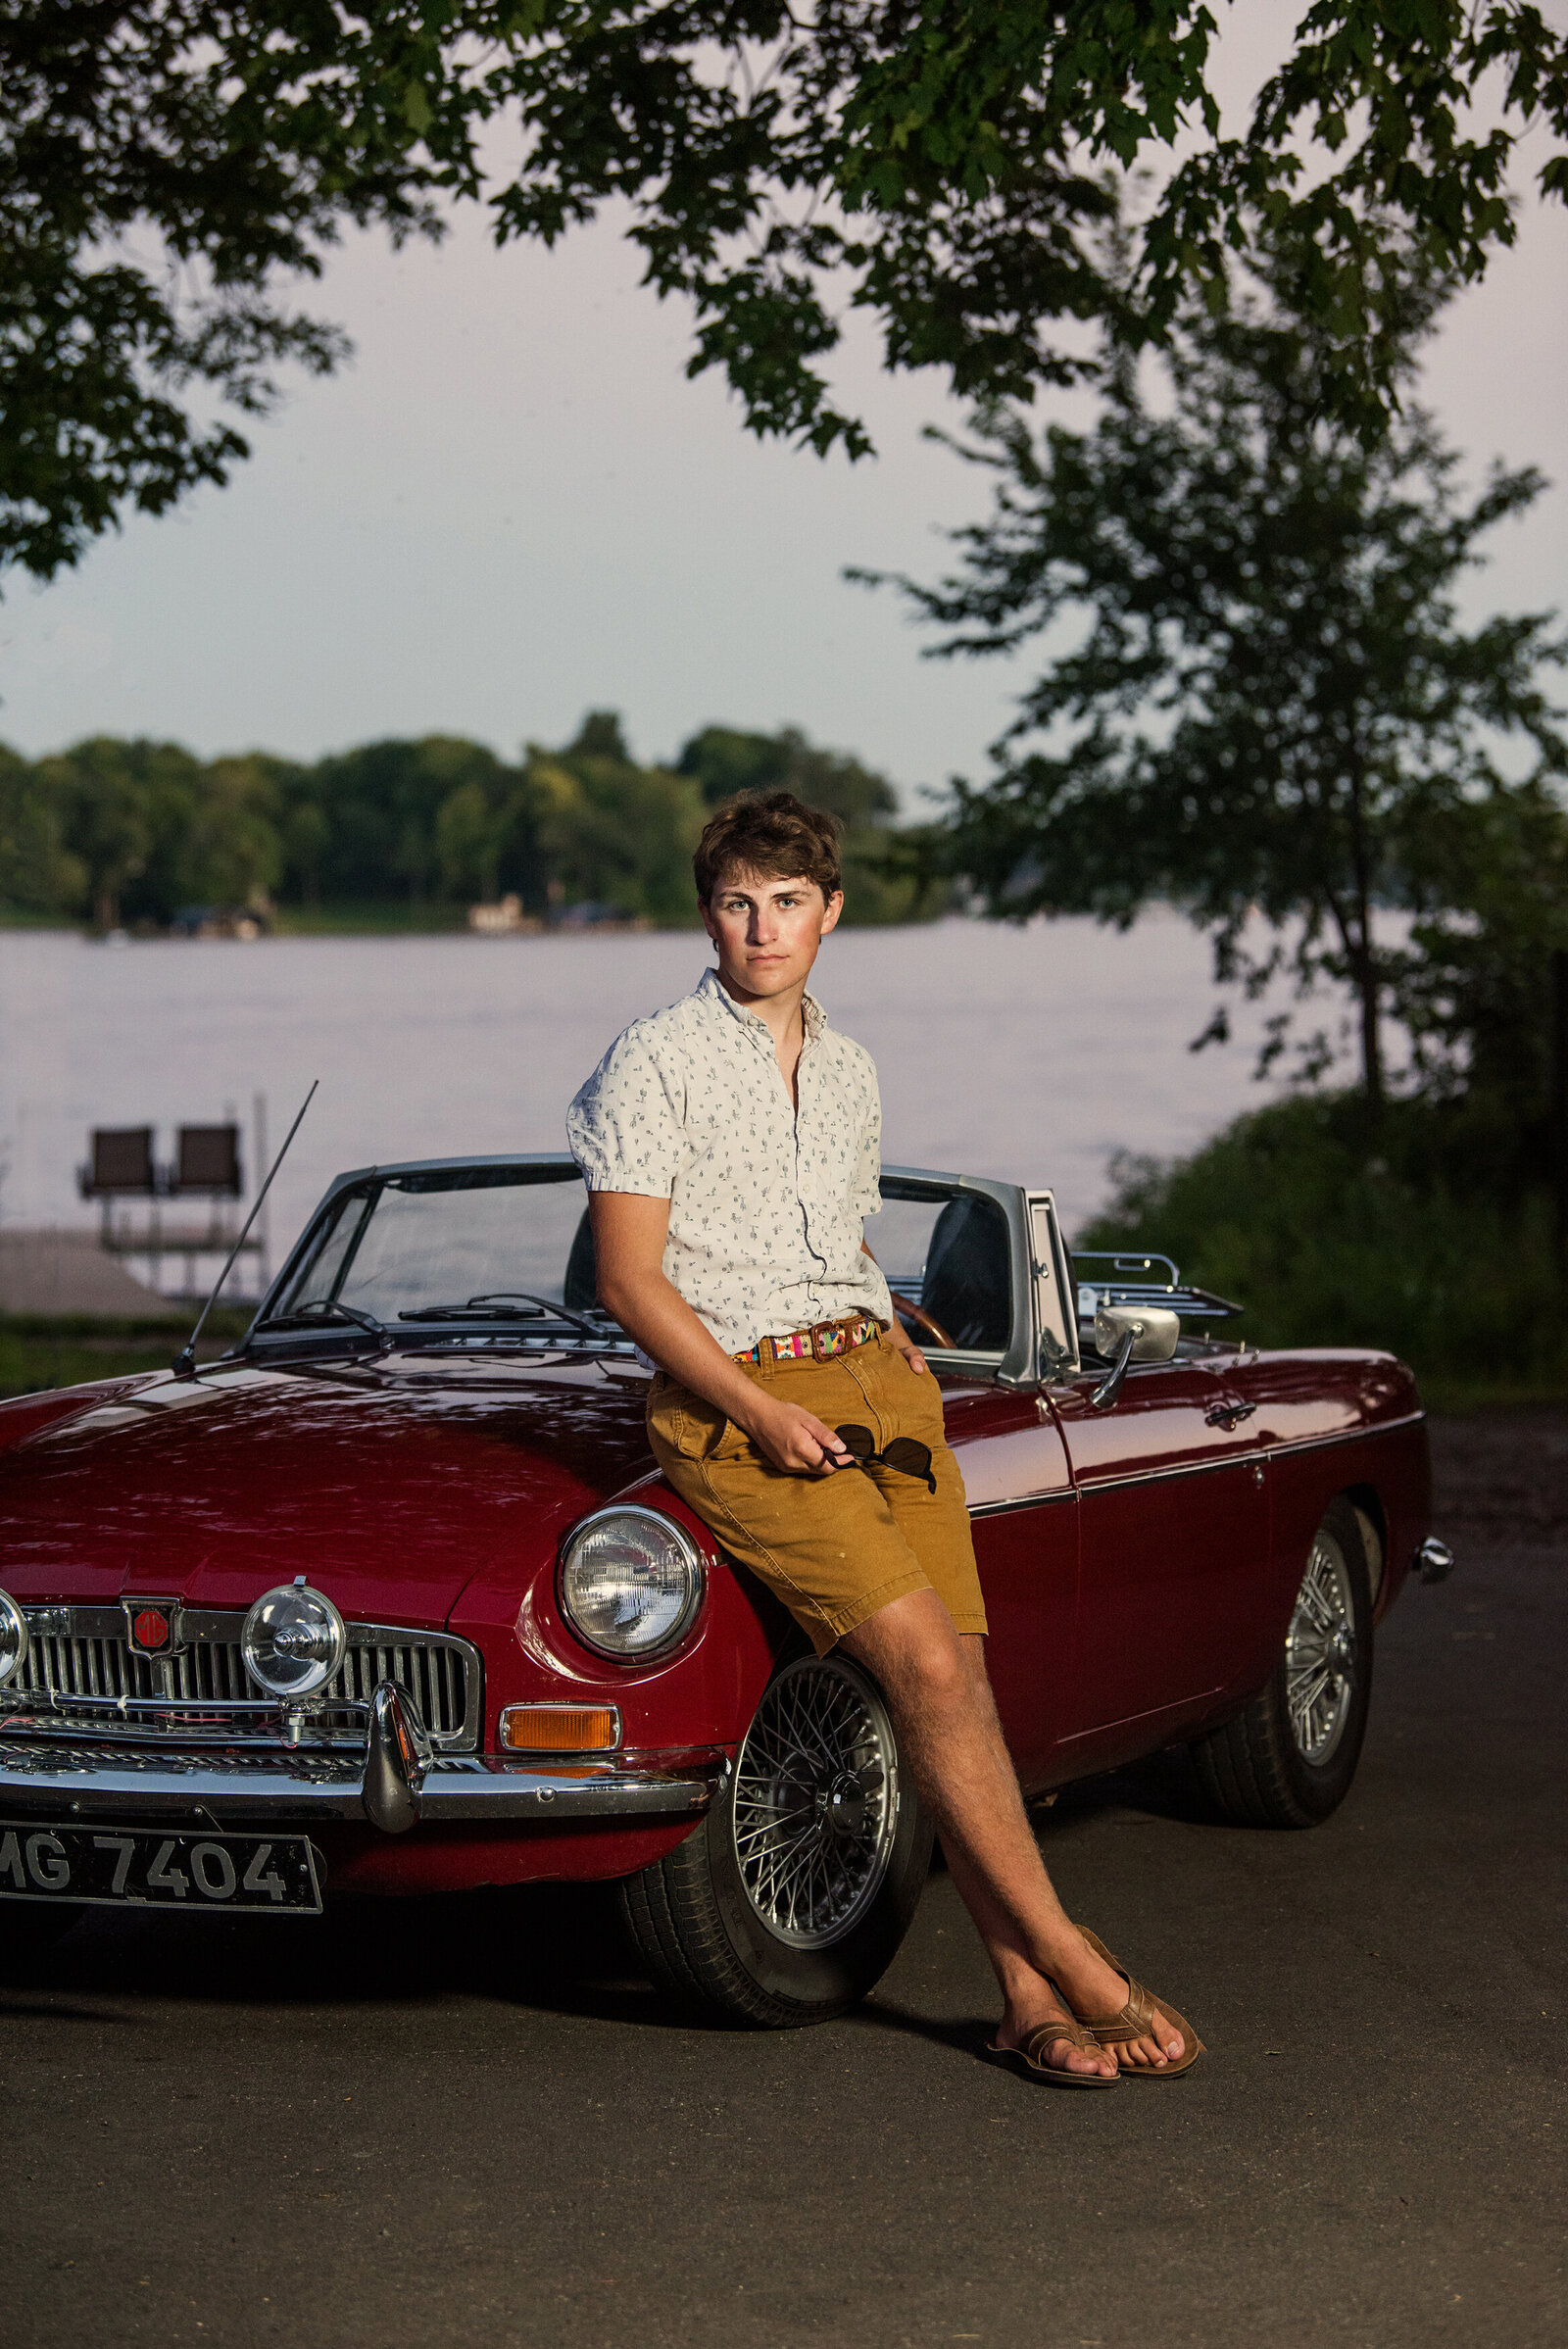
0,1698,722,1836
1415,1536,1455,1585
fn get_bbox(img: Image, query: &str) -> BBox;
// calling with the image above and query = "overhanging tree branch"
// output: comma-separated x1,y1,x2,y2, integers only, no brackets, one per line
4,3,1568,583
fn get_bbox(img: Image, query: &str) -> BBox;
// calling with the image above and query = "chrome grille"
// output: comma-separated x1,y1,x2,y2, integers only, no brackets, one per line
9,1610,480,1750
16,1636,254,1707
334,1640,470,1739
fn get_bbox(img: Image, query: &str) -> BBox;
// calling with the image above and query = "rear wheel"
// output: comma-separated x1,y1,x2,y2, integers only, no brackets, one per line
619,1652,932,2027
1190,1497,1374,1828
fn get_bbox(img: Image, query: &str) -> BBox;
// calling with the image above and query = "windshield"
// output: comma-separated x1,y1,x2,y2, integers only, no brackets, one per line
257,1159,1012,1360
263,1164,600,1330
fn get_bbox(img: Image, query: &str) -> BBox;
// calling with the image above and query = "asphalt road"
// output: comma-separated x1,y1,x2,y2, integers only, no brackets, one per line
9,1411,1565,2349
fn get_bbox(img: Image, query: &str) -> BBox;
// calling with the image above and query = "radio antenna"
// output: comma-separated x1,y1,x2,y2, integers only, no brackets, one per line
171,1080,318,1381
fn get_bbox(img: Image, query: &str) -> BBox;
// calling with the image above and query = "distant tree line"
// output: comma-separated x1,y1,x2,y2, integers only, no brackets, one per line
0,712,945,931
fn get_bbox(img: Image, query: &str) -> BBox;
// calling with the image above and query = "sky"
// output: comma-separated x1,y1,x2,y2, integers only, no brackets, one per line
1,18,1564,806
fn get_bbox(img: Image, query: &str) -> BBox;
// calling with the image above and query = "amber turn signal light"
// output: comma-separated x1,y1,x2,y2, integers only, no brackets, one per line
499,1703,620,1753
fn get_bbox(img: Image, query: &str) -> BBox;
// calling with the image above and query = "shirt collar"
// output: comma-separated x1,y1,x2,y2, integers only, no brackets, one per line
696,964,825,1048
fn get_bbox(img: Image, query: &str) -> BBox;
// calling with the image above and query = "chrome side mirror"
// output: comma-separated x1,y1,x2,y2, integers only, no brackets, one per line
1089,1304,1180,1408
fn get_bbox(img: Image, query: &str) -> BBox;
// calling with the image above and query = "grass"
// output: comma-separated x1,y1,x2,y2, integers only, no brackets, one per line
0,1310,253,1398
1077,1091,1567,1403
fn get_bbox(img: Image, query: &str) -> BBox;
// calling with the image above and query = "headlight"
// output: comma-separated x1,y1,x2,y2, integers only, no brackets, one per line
559,1507,706,1660
0,1590,27,1688
242,1581,347,1698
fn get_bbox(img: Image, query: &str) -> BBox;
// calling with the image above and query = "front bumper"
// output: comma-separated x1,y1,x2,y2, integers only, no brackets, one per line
0,1735,722,1834
0,1673,724,1835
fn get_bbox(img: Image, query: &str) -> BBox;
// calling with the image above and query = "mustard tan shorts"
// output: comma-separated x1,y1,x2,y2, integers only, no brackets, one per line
647,1331,987,1656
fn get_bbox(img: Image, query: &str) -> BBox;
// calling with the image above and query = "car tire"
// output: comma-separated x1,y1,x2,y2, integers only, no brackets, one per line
1190,1496,1375,1829
618,1650,933,2028
0,1901,84,1968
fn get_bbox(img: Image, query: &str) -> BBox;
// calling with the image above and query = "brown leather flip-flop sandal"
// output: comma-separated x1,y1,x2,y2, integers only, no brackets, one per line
1072,1925,1206,2080
984,2009,1121,2089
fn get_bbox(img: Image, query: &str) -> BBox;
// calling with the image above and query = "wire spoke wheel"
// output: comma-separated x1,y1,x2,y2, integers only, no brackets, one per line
1188,1496,1374,1830
620,1648,930,2024
1285,1530,1358,1765
731,1655,900,1950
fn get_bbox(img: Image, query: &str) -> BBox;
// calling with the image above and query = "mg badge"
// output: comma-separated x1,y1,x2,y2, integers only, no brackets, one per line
125,1601,183,1656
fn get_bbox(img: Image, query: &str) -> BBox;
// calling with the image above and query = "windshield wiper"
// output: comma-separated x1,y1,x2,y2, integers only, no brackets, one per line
396,1291,603,1339
264,1298,388,1342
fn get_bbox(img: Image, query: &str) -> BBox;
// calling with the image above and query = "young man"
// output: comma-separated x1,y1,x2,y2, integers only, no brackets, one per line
567,790,1200,2083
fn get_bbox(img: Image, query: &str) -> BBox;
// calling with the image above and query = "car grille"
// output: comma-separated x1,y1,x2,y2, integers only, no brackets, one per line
9,1609,480,1751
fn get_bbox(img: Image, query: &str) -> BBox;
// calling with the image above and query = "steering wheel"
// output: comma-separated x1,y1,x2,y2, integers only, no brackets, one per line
890,1293,957,1349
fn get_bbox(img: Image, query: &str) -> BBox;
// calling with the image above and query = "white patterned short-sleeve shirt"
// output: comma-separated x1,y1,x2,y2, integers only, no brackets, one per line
566,966,893,1357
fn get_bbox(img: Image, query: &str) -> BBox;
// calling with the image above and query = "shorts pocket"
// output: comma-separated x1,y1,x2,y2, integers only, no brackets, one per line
879,1344,946,1435
649,1381,751,1464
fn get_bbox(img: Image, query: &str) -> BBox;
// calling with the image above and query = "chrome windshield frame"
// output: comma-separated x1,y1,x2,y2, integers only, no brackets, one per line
240,1151,1063,1389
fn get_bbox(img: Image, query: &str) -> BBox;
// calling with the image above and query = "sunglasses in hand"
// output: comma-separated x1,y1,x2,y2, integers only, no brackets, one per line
833,1423,937,1493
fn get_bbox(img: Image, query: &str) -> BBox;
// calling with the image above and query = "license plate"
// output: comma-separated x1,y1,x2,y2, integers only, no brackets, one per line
0,1822,321,1914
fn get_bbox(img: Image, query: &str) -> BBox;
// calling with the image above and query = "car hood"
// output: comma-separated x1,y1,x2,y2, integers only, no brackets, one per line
0,1358,658,1628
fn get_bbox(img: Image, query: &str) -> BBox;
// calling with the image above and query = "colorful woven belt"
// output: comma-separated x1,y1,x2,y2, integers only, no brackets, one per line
736,1314,882,1366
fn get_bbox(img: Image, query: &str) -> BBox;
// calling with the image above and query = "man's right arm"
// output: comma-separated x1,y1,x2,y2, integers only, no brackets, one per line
589,1192,852,1479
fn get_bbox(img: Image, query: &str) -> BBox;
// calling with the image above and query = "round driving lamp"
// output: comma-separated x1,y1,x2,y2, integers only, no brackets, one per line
0,1590,28,1688
558,1507,706,1661
242,1581,347,1698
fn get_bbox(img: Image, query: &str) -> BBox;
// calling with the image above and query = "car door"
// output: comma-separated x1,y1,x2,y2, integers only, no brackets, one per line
1047,1360,1268,1765
945,1383,1078,1795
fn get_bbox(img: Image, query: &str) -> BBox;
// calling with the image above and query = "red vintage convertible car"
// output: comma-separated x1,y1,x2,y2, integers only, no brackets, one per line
0,1154,1449,2024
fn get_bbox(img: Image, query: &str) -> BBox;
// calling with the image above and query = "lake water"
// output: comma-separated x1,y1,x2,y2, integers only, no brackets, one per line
2,915,1288,1288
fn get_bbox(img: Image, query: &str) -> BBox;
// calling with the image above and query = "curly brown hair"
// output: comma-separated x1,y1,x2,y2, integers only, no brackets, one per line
693,790,843,905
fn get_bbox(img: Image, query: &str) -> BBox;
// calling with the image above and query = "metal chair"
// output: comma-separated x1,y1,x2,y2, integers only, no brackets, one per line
78,1127,157,1199
170,1126,243,1198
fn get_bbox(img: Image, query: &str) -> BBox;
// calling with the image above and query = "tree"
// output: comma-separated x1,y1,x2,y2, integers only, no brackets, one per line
677,723,898,828
301,735,523,908
172,755,286,912
35,735,163,927
527,712,704,925
873,245,1567,1105
1398,777,1568,1178
5,4,1567,583
33,732,290,923
0,743,84,913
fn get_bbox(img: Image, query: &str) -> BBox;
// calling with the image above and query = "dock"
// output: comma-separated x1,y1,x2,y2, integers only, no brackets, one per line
0,1232,177,1318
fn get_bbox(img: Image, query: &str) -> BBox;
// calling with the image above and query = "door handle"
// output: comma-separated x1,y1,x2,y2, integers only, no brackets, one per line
1204,1399,1256,1430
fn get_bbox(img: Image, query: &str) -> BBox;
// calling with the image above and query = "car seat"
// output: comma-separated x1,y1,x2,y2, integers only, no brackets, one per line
916,1194,1011,1351
564,1207,599,1316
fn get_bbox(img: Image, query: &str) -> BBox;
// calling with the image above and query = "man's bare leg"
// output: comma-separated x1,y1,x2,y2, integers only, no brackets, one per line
840,1588,1186,2076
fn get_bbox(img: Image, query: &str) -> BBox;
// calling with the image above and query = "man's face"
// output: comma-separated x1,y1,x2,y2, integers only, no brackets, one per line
701,866,844,1000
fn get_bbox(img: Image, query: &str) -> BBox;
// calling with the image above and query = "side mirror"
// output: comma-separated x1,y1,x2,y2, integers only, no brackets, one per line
1090,1304,1180,1408
1094,1304,1180,1364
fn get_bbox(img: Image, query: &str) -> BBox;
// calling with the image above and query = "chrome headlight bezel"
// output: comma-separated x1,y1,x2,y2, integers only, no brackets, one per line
557,1506,707,1663
0,1590,28,1688
241,1581,348,1699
